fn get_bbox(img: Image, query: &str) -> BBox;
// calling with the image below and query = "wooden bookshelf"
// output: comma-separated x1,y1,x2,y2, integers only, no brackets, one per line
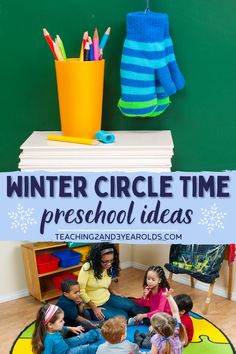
21,242,88,302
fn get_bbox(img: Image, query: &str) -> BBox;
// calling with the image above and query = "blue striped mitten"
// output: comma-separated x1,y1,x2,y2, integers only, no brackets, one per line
118,12,185,117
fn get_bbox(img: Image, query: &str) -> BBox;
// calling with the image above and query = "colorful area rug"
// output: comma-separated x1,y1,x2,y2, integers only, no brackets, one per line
11,312,235,354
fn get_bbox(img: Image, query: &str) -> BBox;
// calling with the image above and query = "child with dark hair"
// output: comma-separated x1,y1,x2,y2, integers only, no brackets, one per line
32,304,103,354
96,316,140,354
173,294,194,344
56,278,98,332
129,266,171,326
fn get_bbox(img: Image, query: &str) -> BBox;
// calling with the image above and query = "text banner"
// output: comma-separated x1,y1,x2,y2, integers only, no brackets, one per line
0,171,235,244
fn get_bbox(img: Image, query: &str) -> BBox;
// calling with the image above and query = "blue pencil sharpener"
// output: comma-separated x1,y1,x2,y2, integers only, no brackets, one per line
95,130,115,144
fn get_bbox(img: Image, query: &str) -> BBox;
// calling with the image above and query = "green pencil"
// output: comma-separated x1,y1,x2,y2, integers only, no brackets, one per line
55,34,67,60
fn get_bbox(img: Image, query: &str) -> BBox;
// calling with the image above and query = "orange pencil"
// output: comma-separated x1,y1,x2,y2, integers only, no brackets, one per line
93,28,99,60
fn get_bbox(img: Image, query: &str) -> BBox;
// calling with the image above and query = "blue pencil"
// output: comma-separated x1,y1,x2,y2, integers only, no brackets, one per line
99,27,111,50
88,36,94,61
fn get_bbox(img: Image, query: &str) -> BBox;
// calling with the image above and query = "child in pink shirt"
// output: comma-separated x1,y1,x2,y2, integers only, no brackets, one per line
128,266,171,326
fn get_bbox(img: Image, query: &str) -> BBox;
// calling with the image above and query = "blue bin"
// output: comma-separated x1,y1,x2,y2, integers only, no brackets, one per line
52,250,82,268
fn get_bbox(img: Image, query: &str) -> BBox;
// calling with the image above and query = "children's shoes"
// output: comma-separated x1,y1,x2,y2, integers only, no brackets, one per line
134,330,143,346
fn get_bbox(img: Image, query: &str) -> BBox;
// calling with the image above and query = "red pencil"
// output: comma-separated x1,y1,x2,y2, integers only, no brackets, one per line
43,28,57,59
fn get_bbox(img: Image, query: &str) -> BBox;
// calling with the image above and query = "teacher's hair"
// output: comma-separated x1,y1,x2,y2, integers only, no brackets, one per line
86,242,120,279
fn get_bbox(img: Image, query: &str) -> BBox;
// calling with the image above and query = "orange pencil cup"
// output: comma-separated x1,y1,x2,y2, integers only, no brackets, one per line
55,59,105,139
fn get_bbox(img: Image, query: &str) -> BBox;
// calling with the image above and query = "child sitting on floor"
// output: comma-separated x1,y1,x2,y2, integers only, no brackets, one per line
96,316,140,354
148,289,188,354
174,294,194,345
134,289,188,352
56,278,99,332
129,266,171,326
32,304,103,354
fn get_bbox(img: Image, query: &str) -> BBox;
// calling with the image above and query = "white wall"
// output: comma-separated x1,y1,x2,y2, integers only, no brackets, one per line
0,241,28,302
132,244,170,269
119,243,132,267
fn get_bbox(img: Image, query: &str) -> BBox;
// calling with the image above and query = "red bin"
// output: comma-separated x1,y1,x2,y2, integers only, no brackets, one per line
36,254,60,274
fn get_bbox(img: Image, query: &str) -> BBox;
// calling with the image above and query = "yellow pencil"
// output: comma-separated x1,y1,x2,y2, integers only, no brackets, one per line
48,134,99,145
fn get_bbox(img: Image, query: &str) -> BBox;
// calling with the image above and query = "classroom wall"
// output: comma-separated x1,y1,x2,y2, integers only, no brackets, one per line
0,0,236,171
120,244,132,266
0,241,28,302
132,244,170,268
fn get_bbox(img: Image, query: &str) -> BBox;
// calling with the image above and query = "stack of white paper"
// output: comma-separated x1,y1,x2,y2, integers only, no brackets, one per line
19,131,174,172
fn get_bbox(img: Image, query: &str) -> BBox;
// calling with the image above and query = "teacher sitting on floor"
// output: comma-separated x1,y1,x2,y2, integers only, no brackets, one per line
78,242,139,321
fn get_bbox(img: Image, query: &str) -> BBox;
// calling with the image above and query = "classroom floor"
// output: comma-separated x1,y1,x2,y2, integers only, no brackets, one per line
0,268,235,354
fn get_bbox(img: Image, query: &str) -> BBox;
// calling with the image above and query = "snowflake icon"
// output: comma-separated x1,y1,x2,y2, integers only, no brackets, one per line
198,203,227,234
8,203,37,234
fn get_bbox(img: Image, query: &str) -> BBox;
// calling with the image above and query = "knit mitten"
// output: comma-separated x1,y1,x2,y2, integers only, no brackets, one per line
118,12,185,117
118,12,172,117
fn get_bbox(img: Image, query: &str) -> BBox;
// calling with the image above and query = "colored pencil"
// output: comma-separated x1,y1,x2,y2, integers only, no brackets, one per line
93,28,99,60
80,31,88,61
88,36,94,61
48,135,99,145
84,41,90,61
83,31,88,48
53,41,64,61
99,48,103,60
55,35,67,60
43,28,57,59
99,27,111,50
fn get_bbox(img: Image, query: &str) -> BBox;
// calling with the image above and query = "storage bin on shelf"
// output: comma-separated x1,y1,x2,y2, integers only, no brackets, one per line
67,242,90,248
73,245,91,262
52,250,82,268
36,254,60,274
52,273,77,290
